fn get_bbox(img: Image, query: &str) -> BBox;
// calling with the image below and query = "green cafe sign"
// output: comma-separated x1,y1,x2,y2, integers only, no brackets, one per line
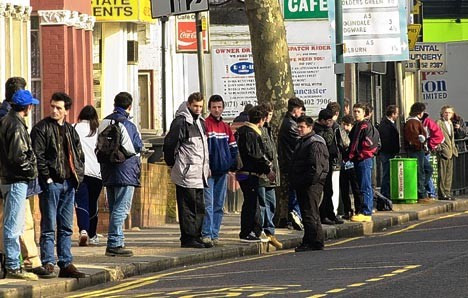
283,0,328,20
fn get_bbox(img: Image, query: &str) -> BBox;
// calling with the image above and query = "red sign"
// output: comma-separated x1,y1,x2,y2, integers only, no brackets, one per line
176,14,209,53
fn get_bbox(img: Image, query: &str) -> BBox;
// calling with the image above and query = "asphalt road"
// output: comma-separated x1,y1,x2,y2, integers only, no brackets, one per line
64,210,468,298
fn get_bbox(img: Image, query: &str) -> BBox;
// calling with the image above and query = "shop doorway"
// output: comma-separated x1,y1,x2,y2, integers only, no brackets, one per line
138,71,153,130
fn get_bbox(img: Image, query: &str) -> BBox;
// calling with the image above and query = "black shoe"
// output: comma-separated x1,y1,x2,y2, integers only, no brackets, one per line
294,243,324,252
334,216,344,224
58,264,86,278
321,217,335,225
181,240,206,248
342,211,354,220
240,234,261,243
105,246,134,256
439,196,451,201
449,196,456,201
27,266,57,279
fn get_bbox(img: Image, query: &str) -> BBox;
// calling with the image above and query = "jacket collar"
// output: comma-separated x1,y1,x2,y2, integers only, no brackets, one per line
244,122,262,135
113,107,130,118
208,114,223,122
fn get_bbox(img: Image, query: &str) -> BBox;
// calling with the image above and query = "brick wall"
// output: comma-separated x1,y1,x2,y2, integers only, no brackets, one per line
40,24,93,121
32,162,177,242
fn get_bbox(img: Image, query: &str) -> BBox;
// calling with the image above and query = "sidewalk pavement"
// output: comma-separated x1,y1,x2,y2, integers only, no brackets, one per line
2,197,468,297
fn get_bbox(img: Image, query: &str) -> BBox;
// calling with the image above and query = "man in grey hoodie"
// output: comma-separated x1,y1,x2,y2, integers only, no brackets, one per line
163,92,211,248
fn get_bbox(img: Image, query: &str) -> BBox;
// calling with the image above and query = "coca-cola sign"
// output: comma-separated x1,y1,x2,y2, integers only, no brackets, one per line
176,15,209,53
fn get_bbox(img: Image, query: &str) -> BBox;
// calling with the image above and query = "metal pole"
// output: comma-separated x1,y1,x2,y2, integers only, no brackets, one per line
195,12,206,112
395,61,406,154
335,0,345,117
161,16,168,133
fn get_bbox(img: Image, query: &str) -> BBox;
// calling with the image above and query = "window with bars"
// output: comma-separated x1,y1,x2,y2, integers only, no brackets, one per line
30,15,42,124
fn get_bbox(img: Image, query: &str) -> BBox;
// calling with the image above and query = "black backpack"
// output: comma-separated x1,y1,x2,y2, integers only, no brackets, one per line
95,119,126,164
374,191,393,211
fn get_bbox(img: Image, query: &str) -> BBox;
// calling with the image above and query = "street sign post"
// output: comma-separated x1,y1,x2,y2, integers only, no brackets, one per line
151,0,209,18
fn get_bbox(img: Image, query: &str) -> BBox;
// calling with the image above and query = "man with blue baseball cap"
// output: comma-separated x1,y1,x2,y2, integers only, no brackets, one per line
0,89,47,280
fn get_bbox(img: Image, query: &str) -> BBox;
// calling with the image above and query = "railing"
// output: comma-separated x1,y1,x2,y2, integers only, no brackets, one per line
452,138,468,195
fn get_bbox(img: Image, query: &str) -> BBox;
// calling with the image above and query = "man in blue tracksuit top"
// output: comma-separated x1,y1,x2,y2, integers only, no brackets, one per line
99,92,143,257
201,95,237,247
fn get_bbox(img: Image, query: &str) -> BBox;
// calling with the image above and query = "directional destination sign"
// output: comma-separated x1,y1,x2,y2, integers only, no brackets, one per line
329,0,409,63
151,0,209,18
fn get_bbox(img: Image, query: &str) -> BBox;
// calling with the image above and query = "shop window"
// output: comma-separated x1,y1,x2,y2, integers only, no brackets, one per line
30,15,42,125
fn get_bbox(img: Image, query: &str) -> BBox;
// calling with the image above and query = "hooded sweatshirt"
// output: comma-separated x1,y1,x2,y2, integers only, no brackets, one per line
163,102,210,188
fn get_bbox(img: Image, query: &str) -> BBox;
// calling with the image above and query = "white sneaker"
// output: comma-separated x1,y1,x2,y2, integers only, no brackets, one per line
89,235,100,246
79,230,89,246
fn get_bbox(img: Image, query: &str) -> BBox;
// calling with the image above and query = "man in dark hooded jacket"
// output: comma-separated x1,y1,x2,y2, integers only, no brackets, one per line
290,116,329,252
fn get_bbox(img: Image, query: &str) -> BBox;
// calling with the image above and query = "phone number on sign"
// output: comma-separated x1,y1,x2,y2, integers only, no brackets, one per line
303,98,331,105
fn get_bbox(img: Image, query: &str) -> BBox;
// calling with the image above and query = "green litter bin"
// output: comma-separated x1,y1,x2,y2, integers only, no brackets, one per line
390,158,418,204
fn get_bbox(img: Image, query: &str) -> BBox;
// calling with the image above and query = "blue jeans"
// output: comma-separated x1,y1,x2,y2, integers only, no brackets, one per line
1,182,28,270
288,187,302,219
202,174,227,240
39,180,75,268
74,175,103,238
106,186,134,248
379,152,394,199
258,186,276,235
354,158,373,216
424,154,436,197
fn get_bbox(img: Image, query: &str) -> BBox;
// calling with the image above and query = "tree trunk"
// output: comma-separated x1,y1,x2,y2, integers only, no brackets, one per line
244,0,295,227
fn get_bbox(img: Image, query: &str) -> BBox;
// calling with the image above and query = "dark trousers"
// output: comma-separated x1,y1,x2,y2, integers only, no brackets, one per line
296,183,324,249
175,186,205,244
74,175,103,238
339,168,362,214
239,175,262,239
407,150,428,198
320,169,335,221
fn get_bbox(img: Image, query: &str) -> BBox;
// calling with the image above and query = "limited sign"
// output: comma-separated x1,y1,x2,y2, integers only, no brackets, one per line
151,0,209,17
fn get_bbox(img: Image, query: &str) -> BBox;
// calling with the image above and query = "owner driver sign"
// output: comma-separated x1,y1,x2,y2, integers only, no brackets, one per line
212,45,336,118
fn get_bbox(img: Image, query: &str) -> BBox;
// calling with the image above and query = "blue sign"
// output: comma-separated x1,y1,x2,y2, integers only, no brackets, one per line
230,62,255,75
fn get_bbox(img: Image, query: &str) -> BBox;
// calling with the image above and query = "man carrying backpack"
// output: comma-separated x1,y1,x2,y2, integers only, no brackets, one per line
97,92,143,257
347,102,380,223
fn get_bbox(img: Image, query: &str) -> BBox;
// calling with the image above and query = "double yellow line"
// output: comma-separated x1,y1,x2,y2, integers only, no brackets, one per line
71,211,468,297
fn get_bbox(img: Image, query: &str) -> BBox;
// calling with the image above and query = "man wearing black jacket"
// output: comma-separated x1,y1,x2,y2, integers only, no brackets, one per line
31,92,85,278
377,105,400,200
290,116,329,252
278,97,305,230
0,90,42,280
236,106,275,242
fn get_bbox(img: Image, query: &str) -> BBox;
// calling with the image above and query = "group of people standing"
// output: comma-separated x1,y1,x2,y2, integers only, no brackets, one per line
163,93,467,254
0,77,143,281
383,102,466,203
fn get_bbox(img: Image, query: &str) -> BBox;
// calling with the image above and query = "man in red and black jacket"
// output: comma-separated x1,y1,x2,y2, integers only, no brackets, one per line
347,102,380,222
404,102,430,203
201,95,237,247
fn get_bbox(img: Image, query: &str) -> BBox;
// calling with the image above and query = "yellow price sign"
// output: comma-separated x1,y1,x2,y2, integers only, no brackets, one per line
407,24,421,51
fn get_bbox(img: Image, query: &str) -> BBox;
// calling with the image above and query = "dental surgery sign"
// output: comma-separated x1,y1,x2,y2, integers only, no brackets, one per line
283,0,328,19
92,0,155,23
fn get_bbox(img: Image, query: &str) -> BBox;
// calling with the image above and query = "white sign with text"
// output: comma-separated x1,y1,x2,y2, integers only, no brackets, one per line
212,45,336,118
